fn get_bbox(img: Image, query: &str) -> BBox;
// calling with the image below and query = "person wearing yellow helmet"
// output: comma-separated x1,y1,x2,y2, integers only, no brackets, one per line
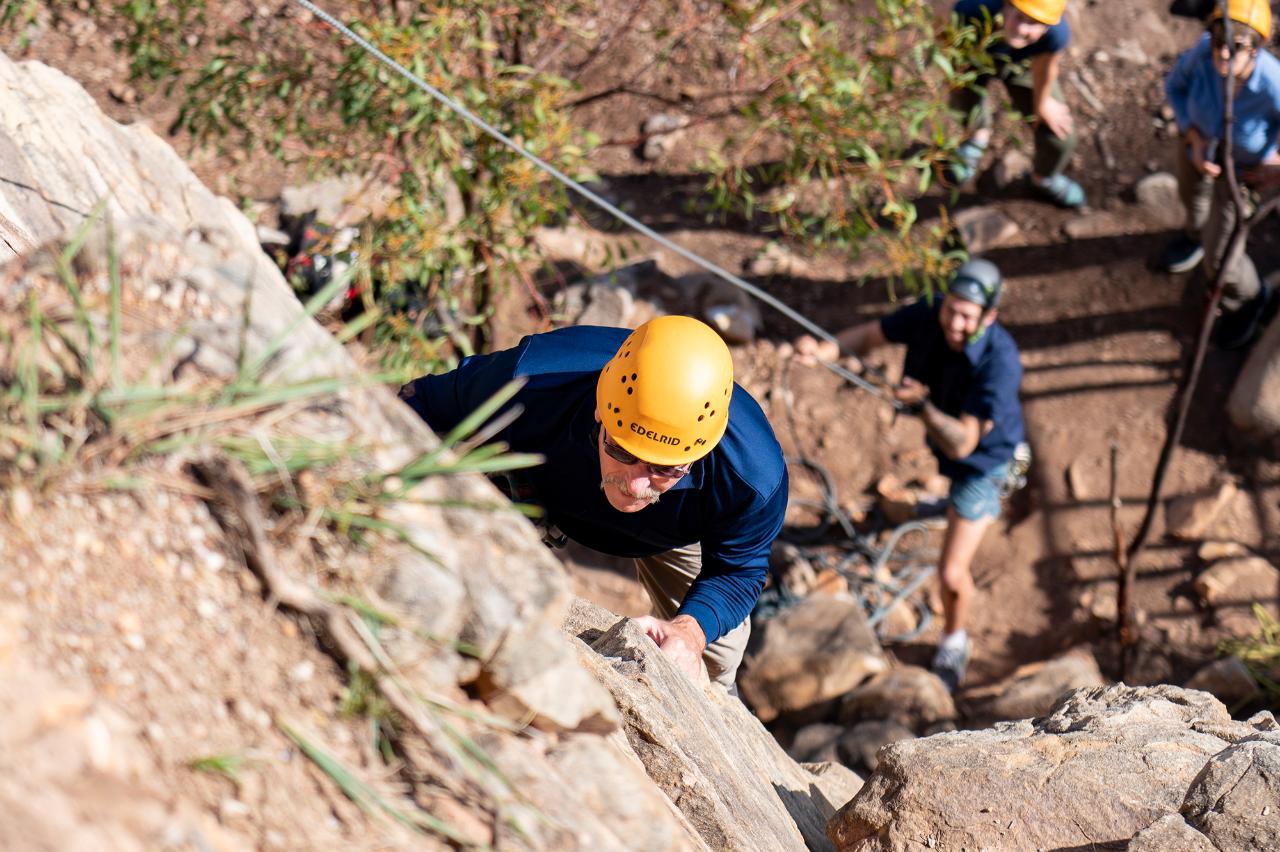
950,0,1085,208
399,316,788,690
1163,0,1280,348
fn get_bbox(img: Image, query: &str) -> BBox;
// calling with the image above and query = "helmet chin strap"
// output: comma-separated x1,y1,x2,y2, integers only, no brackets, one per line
966,318,994,347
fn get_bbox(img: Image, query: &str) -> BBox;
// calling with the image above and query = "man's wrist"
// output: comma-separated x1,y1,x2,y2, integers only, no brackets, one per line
671,614,707,650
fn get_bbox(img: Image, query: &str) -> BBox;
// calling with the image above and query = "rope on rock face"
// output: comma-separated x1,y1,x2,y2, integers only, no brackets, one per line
751,358,937,641
288,0,905,411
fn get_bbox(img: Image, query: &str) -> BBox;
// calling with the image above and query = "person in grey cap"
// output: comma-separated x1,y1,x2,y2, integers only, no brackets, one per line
793,258,1026,691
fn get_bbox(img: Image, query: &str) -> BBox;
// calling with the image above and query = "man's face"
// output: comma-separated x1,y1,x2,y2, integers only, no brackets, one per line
1004,6,1049,49
1210,25,1257,80
939,294,992,351
595,414,688,513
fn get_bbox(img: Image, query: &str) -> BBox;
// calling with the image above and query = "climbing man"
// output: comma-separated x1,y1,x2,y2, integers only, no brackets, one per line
398,315,788,692
949,0,1085,208
793,259,1025,691
1162,0,1280,349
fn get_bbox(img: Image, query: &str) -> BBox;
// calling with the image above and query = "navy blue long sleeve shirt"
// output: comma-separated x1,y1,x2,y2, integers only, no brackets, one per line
398,326,788,644
880,299,1025,480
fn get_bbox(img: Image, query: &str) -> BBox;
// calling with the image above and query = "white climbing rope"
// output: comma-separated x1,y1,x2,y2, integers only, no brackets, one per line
289,0,903,409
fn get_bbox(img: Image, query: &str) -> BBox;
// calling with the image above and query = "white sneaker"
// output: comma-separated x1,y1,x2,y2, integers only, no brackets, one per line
931,633,970,693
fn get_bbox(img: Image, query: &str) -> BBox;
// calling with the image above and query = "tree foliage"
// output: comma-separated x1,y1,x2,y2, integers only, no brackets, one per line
1,0,991,358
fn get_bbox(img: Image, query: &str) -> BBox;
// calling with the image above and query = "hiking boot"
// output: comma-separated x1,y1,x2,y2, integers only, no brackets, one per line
1032,173,1085,209
1215,283,1277,350
1160,234,1205,274
931,634,971,693
948,138,988,186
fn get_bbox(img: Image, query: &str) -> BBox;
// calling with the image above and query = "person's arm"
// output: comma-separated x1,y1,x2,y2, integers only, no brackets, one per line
893,378,988,460
398,344,525,437
792,318,890,365
1030,51,1073,140
664,466,788,653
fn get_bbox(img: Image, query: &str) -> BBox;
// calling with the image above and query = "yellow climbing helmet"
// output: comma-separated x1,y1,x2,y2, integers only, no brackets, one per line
596,315,734,466
1210,0,1272,40
1009,0,1067,26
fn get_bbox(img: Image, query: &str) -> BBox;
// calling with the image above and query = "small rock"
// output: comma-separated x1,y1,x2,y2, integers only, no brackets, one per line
993,149,1033,190
694,274,762,344
747,242,814,278
108,82,137,105
1183,657,1262,707
219,798,251,821
1194,556,1280,606
1160,104,1177,122
952,206,1020,254
8,487,33,523
840,666,956,730
788,723,843,764
1113,40,1149,66
640,112,689,162
288,660,316,684
1135,172,1182,230
1066,455,1103,501
115,611,142,635
1063,212,1122,241
196,599,219,620
1092,49,1110,64
1166,479,1239,541
837,719,915,771
1078,582,1118,623
964,647,1106,722
1198,541,1247,562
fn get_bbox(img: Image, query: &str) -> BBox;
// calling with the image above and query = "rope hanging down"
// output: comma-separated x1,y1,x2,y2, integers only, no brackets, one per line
289,0,904,411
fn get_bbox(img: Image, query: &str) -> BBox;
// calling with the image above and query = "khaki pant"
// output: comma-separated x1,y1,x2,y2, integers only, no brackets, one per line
1174,140,1262,312
634,542,751,691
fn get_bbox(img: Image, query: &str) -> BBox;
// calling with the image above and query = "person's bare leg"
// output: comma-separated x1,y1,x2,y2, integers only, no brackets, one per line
937,507,994,634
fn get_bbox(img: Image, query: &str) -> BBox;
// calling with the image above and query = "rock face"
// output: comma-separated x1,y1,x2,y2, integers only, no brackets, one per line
0,51,855,849
739,595,887,723
828,685,1271,851
1182,736,1280,850
565,598,862,851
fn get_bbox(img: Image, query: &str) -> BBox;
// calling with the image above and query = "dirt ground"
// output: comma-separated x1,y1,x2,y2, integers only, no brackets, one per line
10,0,1280,719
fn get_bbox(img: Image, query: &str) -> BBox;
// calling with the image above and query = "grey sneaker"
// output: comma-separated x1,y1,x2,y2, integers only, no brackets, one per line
932,636,971,693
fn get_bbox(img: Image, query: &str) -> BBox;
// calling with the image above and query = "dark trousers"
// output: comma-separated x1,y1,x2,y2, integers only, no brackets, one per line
951,60,1079,179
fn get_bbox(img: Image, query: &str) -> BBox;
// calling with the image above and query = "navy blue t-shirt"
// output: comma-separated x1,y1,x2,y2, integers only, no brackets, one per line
880,298,1025,480
954,0,1070,63
398,326,788,645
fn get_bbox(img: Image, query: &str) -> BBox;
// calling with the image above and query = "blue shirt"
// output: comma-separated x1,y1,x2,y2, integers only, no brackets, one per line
954,0,1071,63
398,326,788,644
880,298,1025,480
1166,34,1280,168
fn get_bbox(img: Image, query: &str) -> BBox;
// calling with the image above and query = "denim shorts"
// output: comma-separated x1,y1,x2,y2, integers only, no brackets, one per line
949,463,1008,521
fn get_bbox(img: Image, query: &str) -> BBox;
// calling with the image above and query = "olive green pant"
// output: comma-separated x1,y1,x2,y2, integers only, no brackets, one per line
1174,140,1262,312
634,542,751,690
951,60,1079,179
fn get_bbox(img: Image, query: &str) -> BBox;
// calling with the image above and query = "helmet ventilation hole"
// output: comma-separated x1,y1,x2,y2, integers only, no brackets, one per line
684,446,691,452
631,373,637,381
627,387,633,395
703,401,710,408
710,410,715,417
616,419,622,428
697,415,704,422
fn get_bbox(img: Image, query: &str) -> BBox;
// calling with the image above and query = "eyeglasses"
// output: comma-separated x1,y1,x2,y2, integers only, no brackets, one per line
1211,26,1255,54
596,424,692,479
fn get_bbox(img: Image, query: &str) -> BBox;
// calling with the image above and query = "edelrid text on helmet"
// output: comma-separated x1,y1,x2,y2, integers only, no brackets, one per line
596,316,734,466
1210,0,1272,40
1009,0,1067,26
